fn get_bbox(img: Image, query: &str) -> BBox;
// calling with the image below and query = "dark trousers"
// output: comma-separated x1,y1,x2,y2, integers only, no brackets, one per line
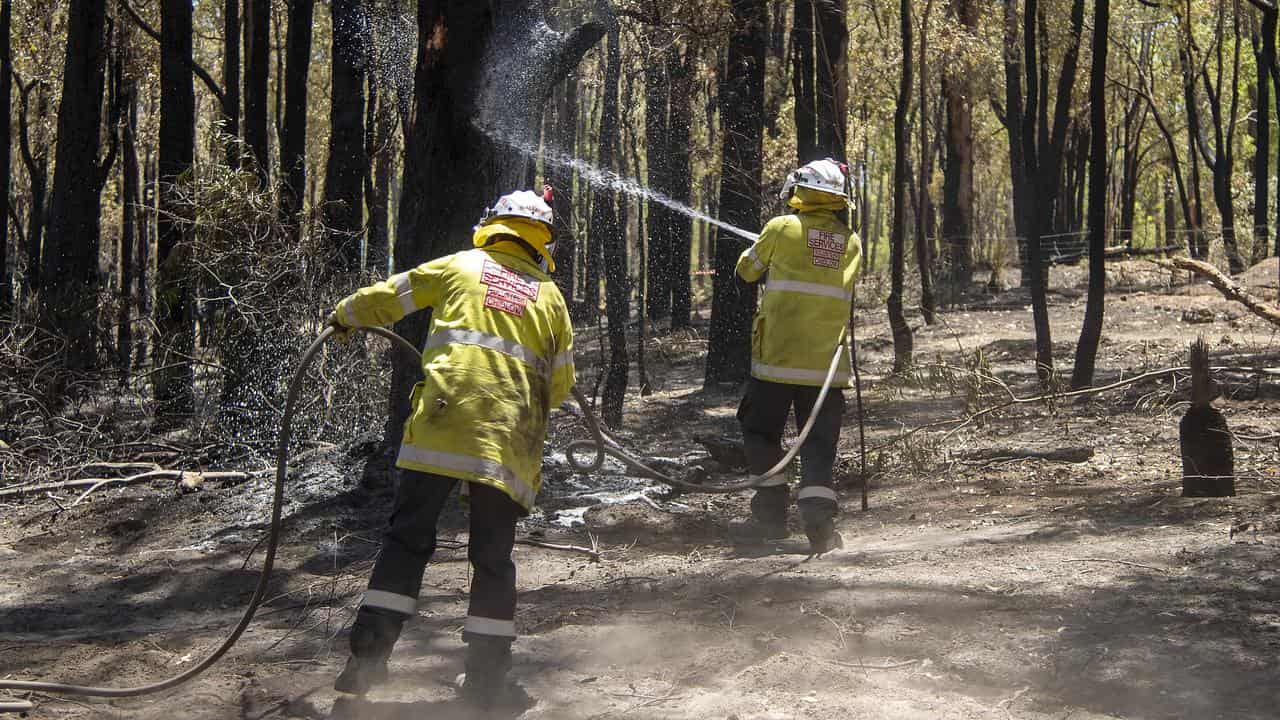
349,469,522,660
737,378,844,525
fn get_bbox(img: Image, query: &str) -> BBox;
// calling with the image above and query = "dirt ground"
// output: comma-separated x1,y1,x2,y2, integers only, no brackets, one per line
2,260,1278,719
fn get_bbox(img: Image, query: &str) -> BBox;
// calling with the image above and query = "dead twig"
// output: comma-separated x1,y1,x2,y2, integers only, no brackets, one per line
1154,257,1280,328
1064,557,1169,573
516,538,601,560
0,470,249,502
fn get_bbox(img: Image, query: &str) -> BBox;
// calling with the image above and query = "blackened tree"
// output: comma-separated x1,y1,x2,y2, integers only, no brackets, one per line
705,0,766,386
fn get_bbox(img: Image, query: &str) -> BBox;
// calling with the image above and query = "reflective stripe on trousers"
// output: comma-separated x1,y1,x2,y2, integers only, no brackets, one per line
361,589,418,615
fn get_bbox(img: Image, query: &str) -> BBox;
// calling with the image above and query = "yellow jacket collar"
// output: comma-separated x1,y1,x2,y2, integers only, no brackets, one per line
472,218,555,272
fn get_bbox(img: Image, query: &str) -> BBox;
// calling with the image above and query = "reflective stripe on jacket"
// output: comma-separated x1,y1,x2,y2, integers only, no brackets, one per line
735,211,861,387
334,246,576,511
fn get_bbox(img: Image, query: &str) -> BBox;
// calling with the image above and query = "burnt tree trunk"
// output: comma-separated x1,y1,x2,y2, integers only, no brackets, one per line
1180,338,1234,496
705,0,766,386
597,29,628,426
119,43,141,375
1071,0,1108,389
222,0,240,163
43,0,115,370
325,0,367,272
668,43,695,329
154,0,197,417
548,74,578,297
916,0,936,324
1252,5,1274,264
792,0,817,162
1001,0,1029,247
244,0,270,182
0,0,10,309
645,47,672,321
367,81,395,275
941,0,977,299
17,77,49,296
889,0,914,373
385,1,607,446
815,0,848,158
279,0,314,237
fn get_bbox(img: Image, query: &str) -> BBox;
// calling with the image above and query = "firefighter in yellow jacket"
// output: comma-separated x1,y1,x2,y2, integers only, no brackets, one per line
735,159,860,554
329,188,575,709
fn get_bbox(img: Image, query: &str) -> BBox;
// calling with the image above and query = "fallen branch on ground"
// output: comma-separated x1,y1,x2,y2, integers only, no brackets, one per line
956,446,1094,463
0,470,249,501
517,538,601,560
1154,257,1280,328
1064,557,1168,573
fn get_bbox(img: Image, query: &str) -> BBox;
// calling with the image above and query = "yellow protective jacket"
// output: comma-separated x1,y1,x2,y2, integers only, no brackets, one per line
334,245,576,511
736,210,861,387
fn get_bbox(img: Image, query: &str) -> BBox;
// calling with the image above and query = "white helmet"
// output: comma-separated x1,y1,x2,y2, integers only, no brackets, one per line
779,158,849,201
479,188,554,227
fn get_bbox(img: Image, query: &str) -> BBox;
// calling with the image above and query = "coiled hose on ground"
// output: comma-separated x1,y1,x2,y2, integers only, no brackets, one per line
0,323,855,713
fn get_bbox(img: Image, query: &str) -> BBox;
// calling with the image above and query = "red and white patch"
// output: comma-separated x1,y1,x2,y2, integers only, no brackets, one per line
481,260,540,317
807,229,846,269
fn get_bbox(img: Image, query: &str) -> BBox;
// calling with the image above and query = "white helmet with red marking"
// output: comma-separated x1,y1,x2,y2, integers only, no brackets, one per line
779,158,849,200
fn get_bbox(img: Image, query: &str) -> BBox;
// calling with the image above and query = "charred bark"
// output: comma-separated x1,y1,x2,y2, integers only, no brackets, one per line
222,0,240,163
279,0,314,237
597,29,628,426
0,0,10,309
154,0,197,417
889,0,914,373
668,43,695,329
941,0,977,299
244,0,270,182
1071,0,1108,390
705,0,766,386
325,0,367,272
43,0,115,370
645,46,672,321
1180,338,1234,496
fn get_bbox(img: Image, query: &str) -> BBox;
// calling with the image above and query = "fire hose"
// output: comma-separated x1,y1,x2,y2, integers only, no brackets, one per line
0,322,865,713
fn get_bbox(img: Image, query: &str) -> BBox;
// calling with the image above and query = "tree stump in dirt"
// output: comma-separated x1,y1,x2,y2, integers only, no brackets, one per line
1179,338,1234,497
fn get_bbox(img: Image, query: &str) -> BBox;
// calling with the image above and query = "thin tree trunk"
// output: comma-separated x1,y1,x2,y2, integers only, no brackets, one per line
792,0,817,162
548,74,577,297
814,0,848,158
598,29,628,425
644,48,671,321
43,0,114,370
889,0,915,373
367,81,394,275
222,0,240,164
155,0,197,417
1253,7,1274,264
916,0,936,324
279,0,314,236
941,0,977,300
119,50,141,375
1001,0,1029,262
705,0,766,386
325,0,367,272
668,44,695,329
0,0,10,310
244,0,270,182
1072,0,1109,389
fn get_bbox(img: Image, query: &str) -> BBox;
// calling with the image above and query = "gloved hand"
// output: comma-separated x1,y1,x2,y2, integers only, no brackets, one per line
326,312,353,342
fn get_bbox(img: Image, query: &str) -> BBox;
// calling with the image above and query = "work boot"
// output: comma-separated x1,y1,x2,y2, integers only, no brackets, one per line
457,635,533,713
746,486,789,539
334,655,388,695
334,607,402,695
804,518,844,555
